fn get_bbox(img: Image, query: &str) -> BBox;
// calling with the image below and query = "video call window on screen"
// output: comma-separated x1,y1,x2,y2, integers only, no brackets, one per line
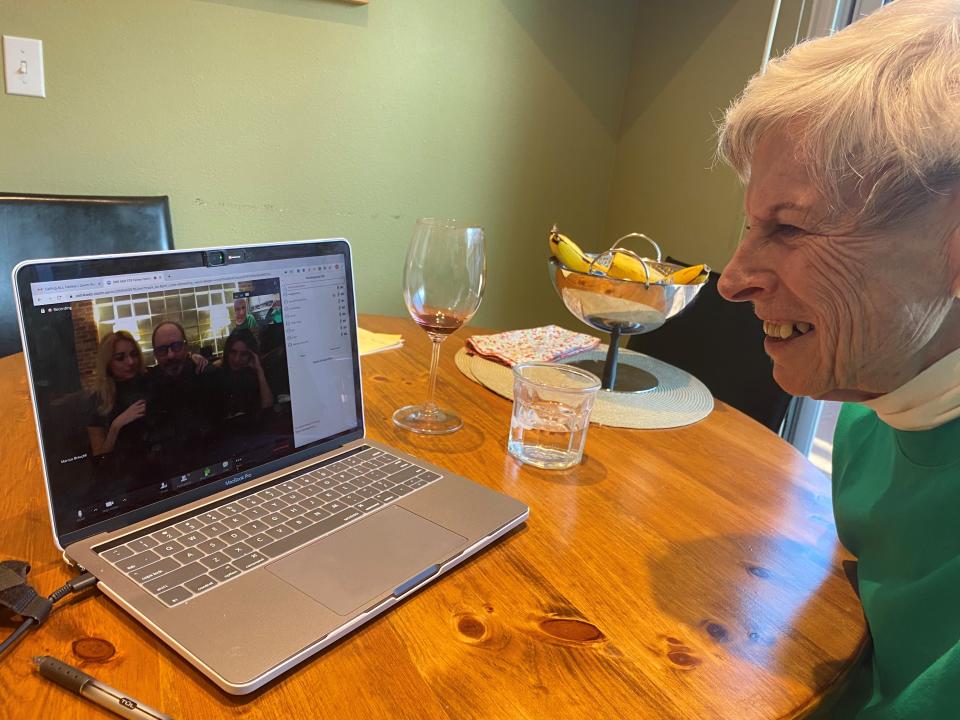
35,275,296,529
86,278,283,368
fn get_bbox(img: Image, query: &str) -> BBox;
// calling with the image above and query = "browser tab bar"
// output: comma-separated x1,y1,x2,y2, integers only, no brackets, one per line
29,256,342,307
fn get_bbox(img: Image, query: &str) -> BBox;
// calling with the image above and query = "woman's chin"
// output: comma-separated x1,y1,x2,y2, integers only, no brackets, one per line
814,388,885,402
772,365,883,402
771,367,823,398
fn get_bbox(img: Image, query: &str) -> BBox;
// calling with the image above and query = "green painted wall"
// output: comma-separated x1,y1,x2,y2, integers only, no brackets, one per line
603,0,796,272
0,0,639,330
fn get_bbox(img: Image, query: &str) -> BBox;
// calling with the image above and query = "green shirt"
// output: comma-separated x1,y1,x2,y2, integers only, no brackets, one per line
234,314,259,335
819,403,960,718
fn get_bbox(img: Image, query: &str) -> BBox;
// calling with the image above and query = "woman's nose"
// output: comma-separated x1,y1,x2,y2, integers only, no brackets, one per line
717,242,775,302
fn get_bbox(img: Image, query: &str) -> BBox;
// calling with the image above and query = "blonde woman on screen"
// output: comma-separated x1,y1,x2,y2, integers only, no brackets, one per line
87,330,147,456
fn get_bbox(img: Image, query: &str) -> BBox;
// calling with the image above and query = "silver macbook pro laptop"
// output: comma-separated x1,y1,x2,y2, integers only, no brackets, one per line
13,238,528,694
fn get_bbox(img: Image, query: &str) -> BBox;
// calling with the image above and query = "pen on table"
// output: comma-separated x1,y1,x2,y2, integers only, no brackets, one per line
33,655,174,720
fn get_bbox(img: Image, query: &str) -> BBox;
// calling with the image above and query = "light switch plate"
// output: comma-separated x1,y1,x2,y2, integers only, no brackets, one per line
3,35,45,98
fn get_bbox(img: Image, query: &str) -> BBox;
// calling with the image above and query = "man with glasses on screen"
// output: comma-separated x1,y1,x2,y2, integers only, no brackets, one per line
144,321,215,483
152,321,208,379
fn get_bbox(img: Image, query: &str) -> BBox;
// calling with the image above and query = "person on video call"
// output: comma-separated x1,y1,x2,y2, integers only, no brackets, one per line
87,330,148,457
150,321,210,379
211,328,274,422
232,297,260,336
143,321,214,474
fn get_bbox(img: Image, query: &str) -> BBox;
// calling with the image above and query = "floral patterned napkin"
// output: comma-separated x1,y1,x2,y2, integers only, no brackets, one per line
465,325,600,366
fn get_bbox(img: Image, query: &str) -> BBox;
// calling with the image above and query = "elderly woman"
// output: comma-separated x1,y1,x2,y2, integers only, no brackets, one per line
716,1,960,717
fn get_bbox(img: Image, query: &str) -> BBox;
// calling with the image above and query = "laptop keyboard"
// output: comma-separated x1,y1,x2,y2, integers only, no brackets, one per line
96,447,441,607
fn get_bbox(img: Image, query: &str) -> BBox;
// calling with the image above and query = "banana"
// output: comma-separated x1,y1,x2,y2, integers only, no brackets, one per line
548,225,704,284
607,252,666,283
663,263,707,285
548,225,593,274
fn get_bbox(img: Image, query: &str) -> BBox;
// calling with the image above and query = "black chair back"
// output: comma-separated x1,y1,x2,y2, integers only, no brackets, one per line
626,263,792,432
0,193,174,357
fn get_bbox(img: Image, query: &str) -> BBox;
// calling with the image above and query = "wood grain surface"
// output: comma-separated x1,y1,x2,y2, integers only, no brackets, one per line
0,314,866,719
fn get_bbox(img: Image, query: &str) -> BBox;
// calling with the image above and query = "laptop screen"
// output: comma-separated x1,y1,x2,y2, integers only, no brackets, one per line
14,240,363,547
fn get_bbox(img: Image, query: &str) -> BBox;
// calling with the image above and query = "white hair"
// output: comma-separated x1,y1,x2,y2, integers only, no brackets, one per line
718,0,960,228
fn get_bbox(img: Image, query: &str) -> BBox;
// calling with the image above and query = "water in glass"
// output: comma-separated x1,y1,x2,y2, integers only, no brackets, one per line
507,363,600,470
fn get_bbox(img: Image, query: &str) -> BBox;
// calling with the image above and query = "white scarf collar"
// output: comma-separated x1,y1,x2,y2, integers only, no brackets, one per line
863,346,960,431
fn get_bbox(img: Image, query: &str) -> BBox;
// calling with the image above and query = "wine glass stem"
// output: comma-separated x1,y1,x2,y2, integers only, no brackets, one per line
423,336,445,413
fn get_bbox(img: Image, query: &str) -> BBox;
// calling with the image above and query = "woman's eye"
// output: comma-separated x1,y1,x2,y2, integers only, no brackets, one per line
774,223,803,238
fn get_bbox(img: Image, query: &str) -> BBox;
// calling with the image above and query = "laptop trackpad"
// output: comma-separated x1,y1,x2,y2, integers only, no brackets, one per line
266,506,467,616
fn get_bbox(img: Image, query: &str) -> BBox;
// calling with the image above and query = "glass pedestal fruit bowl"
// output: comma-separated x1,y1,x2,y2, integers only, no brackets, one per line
548,256,709,392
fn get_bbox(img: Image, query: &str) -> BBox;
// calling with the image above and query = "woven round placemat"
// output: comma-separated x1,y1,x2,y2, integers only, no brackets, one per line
454,346,713,429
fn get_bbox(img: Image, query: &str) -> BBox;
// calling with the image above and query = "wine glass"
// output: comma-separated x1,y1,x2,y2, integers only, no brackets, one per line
392,217,485,434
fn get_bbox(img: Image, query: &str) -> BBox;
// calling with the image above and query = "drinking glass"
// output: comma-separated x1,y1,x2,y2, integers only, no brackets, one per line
392,218,485,434
507,362,601,469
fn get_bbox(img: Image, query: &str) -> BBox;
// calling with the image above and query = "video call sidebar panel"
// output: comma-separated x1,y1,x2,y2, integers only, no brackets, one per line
278,260,357,448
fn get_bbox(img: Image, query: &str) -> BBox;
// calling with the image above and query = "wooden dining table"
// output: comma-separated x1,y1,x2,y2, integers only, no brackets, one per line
0,314,866,719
